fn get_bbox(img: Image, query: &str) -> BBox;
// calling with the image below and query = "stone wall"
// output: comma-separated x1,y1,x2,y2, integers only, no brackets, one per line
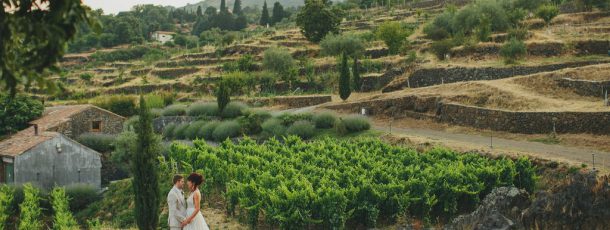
155,58,232,68
555,78,610,98
104,82,194,94
574,39,610,55
48,107,125,139
450,42,565,58
405,60,610,89
248,95,332,108
438,103,610,134
152,67,200,79
324,95,610,134
360,67,408,92
130,68,151,76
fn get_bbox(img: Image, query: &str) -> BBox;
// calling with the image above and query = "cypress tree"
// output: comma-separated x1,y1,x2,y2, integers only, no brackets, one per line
196,5,202,17
233,0,243,15
339,52,352,101
271,1,285,25
352,57,361,91
220,0,227,12
132,95,160,230
260,1,270,26
217,81,231,112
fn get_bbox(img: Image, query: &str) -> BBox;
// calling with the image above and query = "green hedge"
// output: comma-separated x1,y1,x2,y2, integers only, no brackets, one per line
212,121,242,141
286,120,316,139
77,133,117,153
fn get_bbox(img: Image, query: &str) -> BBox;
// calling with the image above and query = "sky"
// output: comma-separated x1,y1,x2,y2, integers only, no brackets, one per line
82,0,201,14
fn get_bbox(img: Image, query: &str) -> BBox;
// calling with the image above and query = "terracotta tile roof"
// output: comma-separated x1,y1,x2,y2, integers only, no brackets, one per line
0,127,58,157
0,104,122,157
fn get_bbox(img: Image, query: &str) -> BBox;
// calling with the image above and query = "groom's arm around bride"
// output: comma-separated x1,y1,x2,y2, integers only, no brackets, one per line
168,175,187,230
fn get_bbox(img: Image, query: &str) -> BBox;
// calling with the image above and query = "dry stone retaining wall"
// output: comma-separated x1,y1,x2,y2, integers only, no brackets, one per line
555,78,610,98
104,83,193,94
152,67,200,79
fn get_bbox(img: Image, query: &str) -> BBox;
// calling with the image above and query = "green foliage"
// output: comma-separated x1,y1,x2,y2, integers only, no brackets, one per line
91,95,138,117
261,118,287,138
262,47,296,80
64,184,100,213
320,33,365,58
91,46,161,62
339,53,352,101
220,102,248,119
168,137,538,228
132,96,160,229
217,81,231,112
236,54,257,72
430,39,457,60
515,157,538,193
313,112,336,129
173,123,190,140
536,4,559,25
1,0,92,96
163,123,177,139
277,112,314,126
260,1,270,26
500,38,527,64
77,133,117,153
286,120,316,139
238,110,272,135
375,21,413,54
80,73,93,81
199,121,220,140
162,104,187,116
187,102,220,117
185,121,208,140
0,94,44,135
18,184,42,230
271,2,287,25
145,92,175,109
51,187,79,229
296,0,341,43
352,57,361,91
0,185,14,230
212,120,242,141
507,27,529,40
341,115,371,133
111,131,138,173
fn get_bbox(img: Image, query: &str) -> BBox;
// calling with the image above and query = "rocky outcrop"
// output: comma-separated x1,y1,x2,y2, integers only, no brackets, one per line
445,187,530,230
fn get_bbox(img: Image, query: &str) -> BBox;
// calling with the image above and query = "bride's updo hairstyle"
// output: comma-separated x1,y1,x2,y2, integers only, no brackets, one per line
187,173,204,187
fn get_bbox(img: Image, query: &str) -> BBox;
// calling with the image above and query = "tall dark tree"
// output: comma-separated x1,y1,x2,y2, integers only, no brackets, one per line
132,95,161,230
217,81,231,112
296,0,341,43
271,1,285,25
339,53,351,101
234,15,248,30
352,57,361,91
260,1,270,26
233,0,243,15
196,5,203,16
220,0,228,12
1,0,92,97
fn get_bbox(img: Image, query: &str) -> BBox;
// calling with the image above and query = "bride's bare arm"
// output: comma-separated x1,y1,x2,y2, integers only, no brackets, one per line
184,192,202,224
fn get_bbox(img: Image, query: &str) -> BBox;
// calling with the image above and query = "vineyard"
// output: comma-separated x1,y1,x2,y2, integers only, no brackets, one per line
169,136,537,228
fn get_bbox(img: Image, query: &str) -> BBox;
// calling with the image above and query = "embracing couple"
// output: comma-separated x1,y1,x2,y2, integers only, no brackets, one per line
167,173,210,230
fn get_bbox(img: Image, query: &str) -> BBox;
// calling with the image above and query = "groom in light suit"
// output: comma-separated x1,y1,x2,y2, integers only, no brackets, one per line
168,175,187,230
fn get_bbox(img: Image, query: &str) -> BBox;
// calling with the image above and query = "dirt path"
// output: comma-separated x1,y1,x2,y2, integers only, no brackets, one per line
374,123,610,174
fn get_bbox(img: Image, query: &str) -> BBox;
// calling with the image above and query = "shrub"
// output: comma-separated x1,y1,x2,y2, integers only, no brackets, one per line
286,120,316,139
0,94,44,135
500,38,527,64
430,39,457,60
111,131,137,173
339,53,351,101
51,187,79,229
187,102,219,117
77,133,117,153
238,110,272,135
261,118,287,138
536,4,559,25
237,54,257,72
296,0,341,43
91,95,137,117
80,73,93,81
173,123,190,140
375,21,413,54
341,115,371,133
162,104,187,116
423,9,455,40
162,123,177,139
262,47,295,76
123,115,140,131
220,102,248,119
19,184,42,230
212,121,242,141
145,94,171,109
64,184,101,213
313,112,336,129
0,185,13,230
91,46,156,62
185,121,208,140
277,113,313,126
507,27,528,40
320,33,365,58
217,81,231,112
199,121,220,140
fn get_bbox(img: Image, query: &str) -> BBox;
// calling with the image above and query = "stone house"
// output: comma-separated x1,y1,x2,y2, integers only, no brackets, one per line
0,105,125,189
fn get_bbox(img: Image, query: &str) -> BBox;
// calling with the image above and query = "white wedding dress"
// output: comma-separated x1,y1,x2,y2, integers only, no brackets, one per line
184,189,209,230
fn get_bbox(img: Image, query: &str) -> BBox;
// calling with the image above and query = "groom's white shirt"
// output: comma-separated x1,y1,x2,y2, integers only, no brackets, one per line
168,186,187,229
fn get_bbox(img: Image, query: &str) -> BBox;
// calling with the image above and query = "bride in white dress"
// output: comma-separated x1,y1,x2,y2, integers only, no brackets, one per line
181,173,210,230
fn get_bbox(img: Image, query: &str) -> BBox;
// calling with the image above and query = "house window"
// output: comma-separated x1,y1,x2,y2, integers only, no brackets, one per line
91,121,102,132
